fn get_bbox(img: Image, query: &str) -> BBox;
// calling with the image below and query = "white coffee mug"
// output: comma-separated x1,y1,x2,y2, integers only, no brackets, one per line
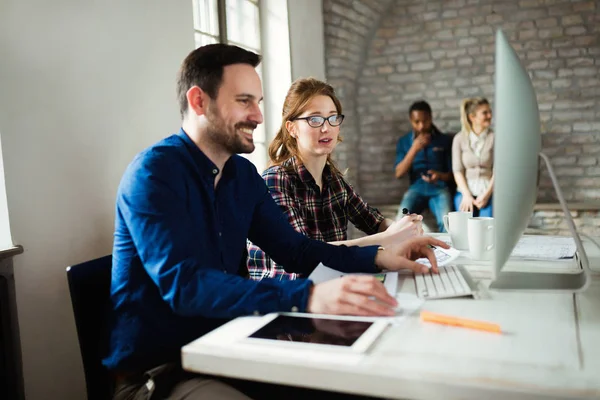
442,211,471,250
468,217,495,261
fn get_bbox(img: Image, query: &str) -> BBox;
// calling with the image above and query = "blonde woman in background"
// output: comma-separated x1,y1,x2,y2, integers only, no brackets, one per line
247,78,424,280
452,98,494,217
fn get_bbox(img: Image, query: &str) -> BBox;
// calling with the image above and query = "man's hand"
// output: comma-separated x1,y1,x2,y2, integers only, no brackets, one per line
307,275,397,317
375,236,450,274
411,133,431,152
474,193,491,209
422,169,441,183
460,194,475,213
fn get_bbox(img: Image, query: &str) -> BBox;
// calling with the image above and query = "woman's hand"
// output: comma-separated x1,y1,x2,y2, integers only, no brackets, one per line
381,214,423,246
459,194,475,213
474,192,491,209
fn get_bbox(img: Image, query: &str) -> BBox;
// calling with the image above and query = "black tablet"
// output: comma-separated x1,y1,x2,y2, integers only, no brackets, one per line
241,313,389,353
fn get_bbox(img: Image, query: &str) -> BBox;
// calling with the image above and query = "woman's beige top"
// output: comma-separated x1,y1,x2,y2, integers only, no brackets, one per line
452,129,494,196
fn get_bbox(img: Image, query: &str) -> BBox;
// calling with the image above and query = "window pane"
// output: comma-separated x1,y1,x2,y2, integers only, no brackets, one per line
226,0,261,51
0,134,12,248
195,32,219,48
193,0,219,37
227,40,260,55
241,142,267,173
253,62,263,88
250,62,265,144
253,119,266,143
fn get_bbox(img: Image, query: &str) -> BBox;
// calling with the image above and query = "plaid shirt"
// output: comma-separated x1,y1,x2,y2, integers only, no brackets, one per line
247,157,385,280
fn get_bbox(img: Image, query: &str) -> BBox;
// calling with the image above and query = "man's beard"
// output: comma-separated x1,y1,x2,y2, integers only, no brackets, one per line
205,104,256,154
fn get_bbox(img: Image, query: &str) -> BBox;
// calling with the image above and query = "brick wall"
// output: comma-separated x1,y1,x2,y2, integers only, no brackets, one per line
323,0,600,205
322,0,395,186
528,209,600,235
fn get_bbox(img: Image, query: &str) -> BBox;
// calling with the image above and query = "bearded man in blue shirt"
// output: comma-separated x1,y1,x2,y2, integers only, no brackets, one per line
105,44,447,400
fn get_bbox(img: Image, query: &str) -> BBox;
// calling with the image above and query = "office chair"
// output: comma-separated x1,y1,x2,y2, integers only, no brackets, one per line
66,255,113,400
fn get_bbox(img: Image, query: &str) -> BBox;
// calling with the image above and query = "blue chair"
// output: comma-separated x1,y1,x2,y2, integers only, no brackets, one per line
66,255,113,400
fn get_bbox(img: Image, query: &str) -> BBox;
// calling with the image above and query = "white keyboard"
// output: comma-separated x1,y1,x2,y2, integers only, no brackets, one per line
415,265,474,300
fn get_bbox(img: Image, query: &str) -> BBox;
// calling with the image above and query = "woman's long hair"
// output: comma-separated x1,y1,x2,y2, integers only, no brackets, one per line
268,78,344,176
460,97,490,134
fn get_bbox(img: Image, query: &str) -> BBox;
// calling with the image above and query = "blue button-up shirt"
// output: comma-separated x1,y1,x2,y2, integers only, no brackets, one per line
103,129,379,371
395,127,453,194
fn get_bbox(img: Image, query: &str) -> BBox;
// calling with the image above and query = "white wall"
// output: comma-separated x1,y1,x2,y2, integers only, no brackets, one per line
0,1,193,399
287,0,326,81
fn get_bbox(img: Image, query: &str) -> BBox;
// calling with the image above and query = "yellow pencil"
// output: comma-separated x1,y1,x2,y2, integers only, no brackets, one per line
420,310,502,334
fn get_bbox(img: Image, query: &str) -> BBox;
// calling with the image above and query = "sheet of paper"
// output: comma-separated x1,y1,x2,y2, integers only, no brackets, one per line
308,263,398,297
415,246,461,268
510,236,576,260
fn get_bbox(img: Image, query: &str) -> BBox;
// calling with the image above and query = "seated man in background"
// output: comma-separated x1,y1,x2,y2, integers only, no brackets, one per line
394,101,453,232
105,44,447,400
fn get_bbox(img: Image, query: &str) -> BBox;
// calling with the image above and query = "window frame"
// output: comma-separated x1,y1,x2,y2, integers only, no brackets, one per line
193,0,266,172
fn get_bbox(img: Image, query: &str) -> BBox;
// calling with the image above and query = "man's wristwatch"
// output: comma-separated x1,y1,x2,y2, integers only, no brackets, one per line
375,246,385,272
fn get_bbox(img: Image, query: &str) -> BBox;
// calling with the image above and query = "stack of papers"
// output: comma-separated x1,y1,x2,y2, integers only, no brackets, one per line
435,234,577,262
510,236,576,260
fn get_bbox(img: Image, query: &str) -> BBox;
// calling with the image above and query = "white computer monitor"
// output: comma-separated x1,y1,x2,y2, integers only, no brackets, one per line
490,29,590,292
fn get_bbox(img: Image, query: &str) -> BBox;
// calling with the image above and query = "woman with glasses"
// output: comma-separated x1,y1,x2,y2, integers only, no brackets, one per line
247,78,423,280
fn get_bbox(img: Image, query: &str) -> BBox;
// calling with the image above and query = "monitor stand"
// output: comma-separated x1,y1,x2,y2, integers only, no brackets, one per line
489,152,591,292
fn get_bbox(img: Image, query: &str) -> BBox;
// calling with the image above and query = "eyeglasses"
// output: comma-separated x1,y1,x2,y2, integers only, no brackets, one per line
293,114,345,128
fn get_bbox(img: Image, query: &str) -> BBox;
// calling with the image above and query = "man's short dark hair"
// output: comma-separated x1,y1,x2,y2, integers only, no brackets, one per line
408,100,432,116
176,44,261,117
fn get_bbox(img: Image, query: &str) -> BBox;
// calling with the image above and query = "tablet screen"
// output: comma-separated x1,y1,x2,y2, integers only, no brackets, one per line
248,315,374,347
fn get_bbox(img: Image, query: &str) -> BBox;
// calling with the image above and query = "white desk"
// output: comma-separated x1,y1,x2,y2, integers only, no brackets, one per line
182,237,600,399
